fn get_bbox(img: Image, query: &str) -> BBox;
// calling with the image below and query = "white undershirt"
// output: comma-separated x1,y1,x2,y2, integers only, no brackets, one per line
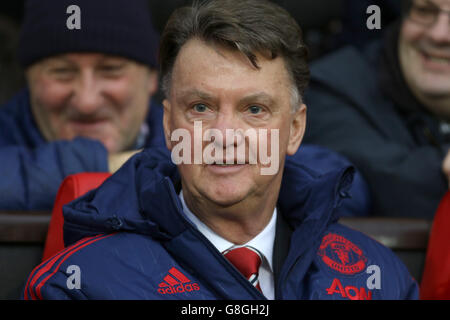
179,190,276,299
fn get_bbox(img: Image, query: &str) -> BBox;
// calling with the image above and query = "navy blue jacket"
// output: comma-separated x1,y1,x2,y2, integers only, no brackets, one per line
0,88,165,210
23,149,418,300
0,88,371,215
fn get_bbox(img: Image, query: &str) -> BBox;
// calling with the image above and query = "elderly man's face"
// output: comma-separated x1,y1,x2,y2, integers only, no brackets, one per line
26,53,158,153
163,39,305,208
399,0,450,112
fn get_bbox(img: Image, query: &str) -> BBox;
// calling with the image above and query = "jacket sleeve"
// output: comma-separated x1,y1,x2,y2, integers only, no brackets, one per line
303,84,447,218
0,138,109,210
404,279,420,300
22,266,88,300
389,243,420,300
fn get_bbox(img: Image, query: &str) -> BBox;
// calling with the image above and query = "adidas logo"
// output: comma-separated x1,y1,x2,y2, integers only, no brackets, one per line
157,267,200,295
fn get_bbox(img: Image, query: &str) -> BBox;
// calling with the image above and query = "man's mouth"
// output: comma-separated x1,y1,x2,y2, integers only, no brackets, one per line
206,162,249,174
420,50,450,70
425,53,450,64
68,119,110,132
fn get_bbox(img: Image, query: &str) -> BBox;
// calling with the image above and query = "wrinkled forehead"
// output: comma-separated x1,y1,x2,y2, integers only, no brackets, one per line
172,38,292,95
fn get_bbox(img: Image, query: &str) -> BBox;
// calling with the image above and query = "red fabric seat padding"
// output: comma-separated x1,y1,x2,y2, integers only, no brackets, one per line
420,192,450,299
42,172,111,261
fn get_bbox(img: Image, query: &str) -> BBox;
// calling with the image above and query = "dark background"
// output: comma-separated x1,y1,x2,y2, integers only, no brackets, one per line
0,0,402,105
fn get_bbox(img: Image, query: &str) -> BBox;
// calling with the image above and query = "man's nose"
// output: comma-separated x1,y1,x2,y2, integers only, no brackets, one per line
72,71,103,114
427,13,450,44
210,110,245,149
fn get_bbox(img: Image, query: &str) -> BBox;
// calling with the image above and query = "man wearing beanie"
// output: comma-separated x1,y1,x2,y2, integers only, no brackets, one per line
0,0,165,210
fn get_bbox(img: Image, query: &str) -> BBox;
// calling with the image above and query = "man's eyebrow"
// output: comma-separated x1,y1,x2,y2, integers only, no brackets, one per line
178,89,215,101
46,56,72,64
177,89,276,106
418,0,440,8
100,55,128,63
239,92,276,106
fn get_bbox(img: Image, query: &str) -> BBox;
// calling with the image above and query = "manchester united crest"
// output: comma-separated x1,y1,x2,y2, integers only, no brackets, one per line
318,233,367,275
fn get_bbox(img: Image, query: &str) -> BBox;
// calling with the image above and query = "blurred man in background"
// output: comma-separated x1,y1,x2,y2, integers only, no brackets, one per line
304,0,450,218
0,0,165,210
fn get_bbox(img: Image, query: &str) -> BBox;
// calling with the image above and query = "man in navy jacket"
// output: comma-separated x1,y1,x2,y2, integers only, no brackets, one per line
23,0,417,300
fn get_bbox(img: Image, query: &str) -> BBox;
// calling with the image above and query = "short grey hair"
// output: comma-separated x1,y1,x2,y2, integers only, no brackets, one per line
159,0,310,112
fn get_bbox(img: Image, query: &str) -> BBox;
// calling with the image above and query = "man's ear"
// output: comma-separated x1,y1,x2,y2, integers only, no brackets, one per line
286,103,307,156
162,99,173,150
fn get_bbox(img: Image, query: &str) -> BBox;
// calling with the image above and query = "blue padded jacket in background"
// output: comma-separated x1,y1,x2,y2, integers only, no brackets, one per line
22,148,418,300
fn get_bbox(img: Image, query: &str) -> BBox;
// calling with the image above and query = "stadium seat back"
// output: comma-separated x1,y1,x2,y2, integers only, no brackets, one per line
41,172,111,261
420,192,450,299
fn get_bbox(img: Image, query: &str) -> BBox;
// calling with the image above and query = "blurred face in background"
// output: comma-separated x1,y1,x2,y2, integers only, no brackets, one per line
26,53,158,153
399,0,450,116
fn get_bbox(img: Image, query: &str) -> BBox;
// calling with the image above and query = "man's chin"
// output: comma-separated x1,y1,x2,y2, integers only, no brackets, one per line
200,189,249,208
414,78,450,99
76,133,123,153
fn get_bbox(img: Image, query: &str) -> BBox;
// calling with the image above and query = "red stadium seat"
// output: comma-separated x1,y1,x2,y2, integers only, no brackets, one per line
420,192,450,300
41,172,111,261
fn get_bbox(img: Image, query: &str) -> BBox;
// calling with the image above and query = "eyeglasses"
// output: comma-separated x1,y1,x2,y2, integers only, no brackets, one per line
406,0,450,26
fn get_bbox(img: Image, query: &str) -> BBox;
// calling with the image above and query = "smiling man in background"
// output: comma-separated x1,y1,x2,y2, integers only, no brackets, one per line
304,0,450,218
0,0,164,210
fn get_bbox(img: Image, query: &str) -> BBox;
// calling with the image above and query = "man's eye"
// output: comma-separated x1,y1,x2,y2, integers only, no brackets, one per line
51,68,74,74
101,65,123,71
99,64,125,75
49,67,76,80
415,5,438,15
193,103,209,113
248,105,263,114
